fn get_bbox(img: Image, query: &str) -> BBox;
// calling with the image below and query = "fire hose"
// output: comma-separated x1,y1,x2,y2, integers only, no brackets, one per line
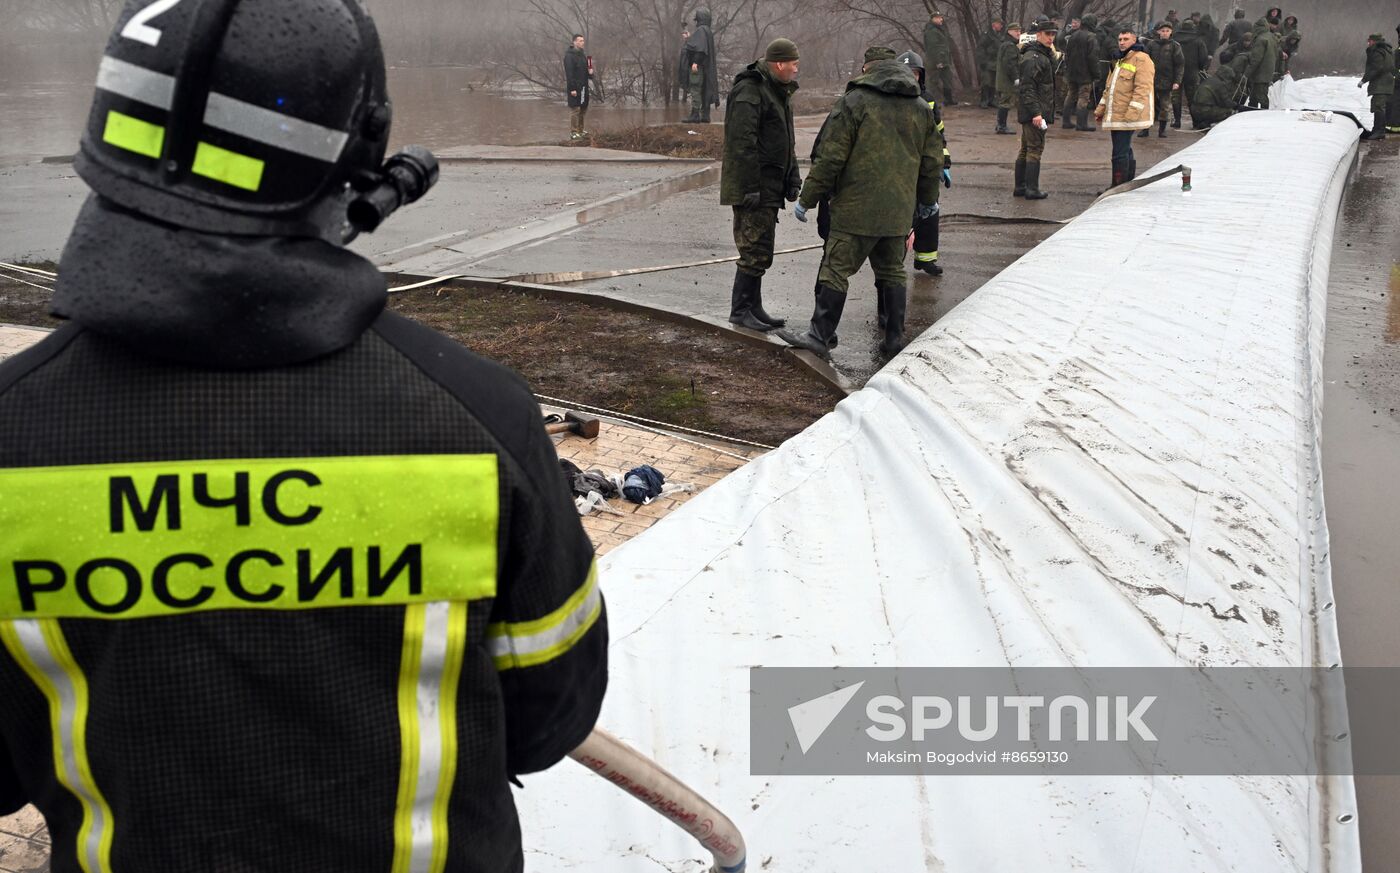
570,728,747,872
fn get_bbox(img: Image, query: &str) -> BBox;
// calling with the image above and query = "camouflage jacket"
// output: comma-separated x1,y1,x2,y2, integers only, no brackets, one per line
1066,24,1100,84
1146,37,1185,88
798,61,942,237
1362,39,1395,96
996,38,1021,96
1017,40,1056,123
977,28,1007,72
720,61,800,206
1245,22,1279,83
923,21,954,69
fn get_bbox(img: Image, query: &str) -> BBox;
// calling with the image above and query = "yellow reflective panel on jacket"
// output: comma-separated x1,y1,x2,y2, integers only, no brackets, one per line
0,455,499,619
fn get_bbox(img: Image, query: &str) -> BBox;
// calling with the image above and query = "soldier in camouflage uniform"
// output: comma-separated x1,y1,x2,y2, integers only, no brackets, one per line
1144,21,1185,137
977,19,1007,107
924,11,958,105
1279,16,1301,77
1016,20,1057,200
1063,14,1100,130
1243,18,1279,108
994,23,1023,133
1188,63,1241,129
1359,32,1395,141
720,38,803,330
782,50,943,359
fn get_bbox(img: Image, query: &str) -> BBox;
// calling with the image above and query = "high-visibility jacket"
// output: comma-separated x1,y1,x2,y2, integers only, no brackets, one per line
0,196,607,872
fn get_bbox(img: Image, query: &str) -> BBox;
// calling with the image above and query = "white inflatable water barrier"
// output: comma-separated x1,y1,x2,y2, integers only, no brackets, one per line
519,109,1363,871
1271,75,1375,127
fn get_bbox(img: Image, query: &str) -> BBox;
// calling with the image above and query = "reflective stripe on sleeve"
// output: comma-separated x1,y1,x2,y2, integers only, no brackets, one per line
0,620,114,873
1119,61,1138,72
392,600,468,873
488,562,601,670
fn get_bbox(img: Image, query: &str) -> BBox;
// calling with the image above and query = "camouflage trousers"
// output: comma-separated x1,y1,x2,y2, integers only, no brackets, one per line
816,231,907,294
733,206,780,277
1018,121,1046,162
1070,82,1095,112
689,70,710,120
1247,82,1270,109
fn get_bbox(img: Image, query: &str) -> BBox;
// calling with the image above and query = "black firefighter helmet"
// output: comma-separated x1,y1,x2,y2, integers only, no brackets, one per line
75,0,435,243
895,50,926,88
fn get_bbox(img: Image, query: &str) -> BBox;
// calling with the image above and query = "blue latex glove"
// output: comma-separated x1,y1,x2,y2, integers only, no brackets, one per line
942,168,953,188
794,203,808,222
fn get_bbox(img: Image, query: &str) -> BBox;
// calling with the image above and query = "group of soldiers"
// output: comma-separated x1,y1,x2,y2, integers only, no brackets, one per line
972,8,1303,141
702,8,1395,362
718,40,946,362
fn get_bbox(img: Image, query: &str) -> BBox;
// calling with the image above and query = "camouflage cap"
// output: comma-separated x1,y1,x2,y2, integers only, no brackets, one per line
1006,21,1023,32
1368,32,1385,41
764,38,800,61
930,10,944,18
864,46,898,62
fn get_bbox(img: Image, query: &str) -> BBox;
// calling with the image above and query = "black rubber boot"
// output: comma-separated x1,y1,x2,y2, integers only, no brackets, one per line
777,283,847,360
1076,106,1096,131
1128,159,1137,181
748,274,785,328
1014,158,1027,197
1023,160,1048,199
1158,119,1168,137
914,259,943,276
1361,118,1387,140
727,270,777,332
1110,159,1127,189
995,108,1013,133
879,283,908,356
1061,95,1076,128
1138,127,1150,138
1172,104,1182,128
876,281,887,329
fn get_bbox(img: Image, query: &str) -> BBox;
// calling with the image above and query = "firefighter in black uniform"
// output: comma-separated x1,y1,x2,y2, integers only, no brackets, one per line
0,2,607,871
897,51,953,278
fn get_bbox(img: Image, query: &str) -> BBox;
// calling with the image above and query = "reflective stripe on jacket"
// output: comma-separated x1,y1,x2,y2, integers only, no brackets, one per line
1098,49,1156,129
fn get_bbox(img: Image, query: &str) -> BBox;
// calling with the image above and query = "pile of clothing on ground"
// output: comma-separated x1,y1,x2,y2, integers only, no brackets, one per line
559,460,695,515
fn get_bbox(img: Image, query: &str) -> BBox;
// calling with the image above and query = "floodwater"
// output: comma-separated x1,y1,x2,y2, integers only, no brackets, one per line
0,45,684,166
1320,142,1400,869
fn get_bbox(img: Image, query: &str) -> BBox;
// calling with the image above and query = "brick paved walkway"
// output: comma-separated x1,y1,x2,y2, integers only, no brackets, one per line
0,323,755,868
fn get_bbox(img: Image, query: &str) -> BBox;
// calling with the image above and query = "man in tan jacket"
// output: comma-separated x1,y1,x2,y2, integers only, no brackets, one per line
1095,27,1156,188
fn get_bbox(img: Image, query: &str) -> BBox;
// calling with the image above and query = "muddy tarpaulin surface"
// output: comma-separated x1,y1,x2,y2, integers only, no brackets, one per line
516,110,1362,871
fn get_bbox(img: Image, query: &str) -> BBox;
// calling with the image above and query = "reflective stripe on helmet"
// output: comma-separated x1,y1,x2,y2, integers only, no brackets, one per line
103,110,165,159
192,141,265,191
96,55,349,164
103,111,266,191
97,56,175,110
204,92,350,164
